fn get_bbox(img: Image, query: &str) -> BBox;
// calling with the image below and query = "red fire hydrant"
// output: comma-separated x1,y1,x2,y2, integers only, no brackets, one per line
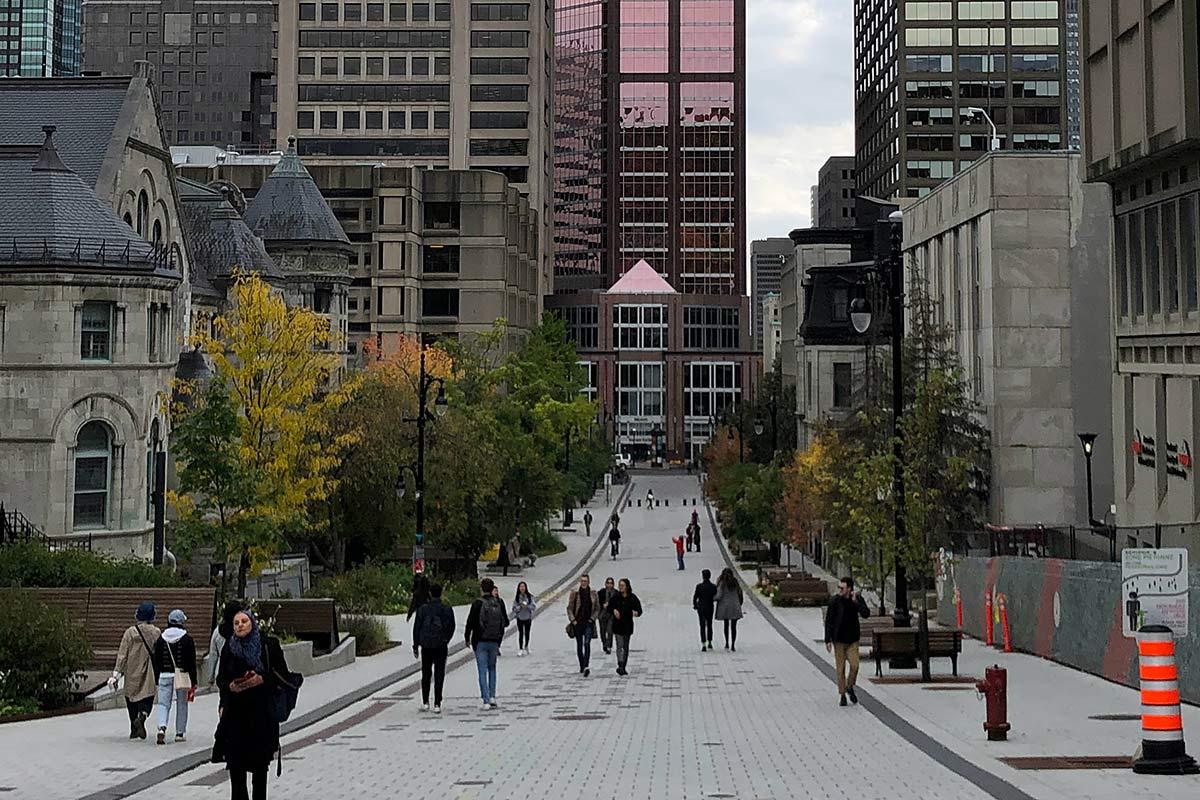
976,664,1011,741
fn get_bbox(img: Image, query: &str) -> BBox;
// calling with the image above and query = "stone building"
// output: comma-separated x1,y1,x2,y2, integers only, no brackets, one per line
761,292,781,370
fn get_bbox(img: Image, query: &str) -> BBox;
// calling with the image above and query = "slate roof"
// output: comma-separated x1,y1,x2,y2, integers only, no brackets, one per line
178,178,281,294
607,259,677,295
242,137,351,248
0,78,130,188
0,127,177,278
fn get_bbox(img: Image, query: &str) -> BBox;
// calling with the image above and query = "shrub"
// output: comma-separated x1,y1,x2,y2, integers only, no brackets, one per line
442,578,482,607
0,590,92,711
0,544,183,588
308,563,412,615
340,614,391,656
524,526,566,557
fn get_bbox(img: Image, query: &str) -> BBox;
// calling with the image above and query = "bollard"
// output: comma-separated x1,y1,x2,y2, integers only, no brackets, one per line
627,499,632,508
665,499,670,507
998,593,1012,653
1132,626,1199,774
984,588,994,647
954,585,963,629
637,499,641,507
693,498,697,506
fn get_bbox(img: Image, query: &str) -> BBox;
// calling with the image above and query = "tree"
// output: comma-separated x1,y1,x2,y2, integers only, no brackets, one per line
777,433,839,573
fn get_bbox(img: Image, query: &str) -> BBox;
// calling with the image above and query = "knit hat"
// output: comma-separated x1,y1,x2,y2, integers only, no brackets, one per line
168,609,187,625
135,601,156,622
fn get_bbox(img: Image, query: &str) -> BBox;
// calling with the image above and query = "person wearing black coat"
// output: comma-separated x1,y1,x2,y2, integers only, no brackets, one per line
214,609,290,800
609,579,642,676
412,583,456,712
824,576,871,707
152,609,198,744
692,570,717,651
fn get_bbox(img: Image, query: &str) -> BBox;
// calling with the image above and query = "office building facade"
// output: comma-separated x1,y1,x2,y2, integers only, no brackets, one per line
1083,0,1200,544
80,0,274,147
750,237,790,352
854,0,1078,200
761,292,781,368
2,0,81,76
550,0,753,461
815,155,857,228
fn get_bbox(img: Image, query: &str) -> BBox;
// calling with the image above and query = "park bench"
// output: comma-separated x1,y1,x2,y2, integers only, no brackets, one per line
872,627,962,678
732,541,772,565
255,598,341,654
31,587,217,671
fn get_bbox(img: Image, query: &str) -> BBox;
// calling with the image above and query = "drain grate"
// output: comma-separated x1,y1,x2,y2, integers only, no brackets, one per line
999,756,1133,770
870,675,978,685
551,713,608,721
1088,714,1141,721
101,768,136,773
922,686,975,692
454,780,493,786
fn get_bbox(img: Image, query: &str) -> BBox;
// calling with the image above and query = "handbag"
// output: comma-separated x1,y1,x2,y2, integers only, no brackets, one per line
565,622,576,639
265,640,304,724
166,638,192,691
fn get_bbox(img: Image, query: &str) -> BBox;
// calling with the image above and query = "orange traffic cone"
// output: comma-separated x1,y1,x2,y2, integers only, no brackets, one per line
1132,626,1198,775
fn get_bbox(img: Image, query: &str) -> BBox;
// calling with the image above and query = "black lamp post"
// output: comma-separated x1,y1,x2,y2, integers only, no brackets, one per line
152,437,166,567
1078,432,1099,527
399,343,448,574
562,424,575,527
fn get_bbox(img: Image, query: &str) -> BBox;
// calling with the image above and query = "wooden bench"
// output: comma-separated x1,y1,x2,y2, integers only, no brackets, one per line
774,576,830,606
31,587,217,671
256,598,340,654
872,628,963,678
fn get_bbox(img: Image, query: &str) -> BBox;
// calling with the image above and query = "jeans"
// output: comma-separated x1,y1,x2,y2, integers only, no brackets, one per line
155,675,189,734
686,537,693,552
833,642,861,695
229,766,268,800
610,540,619,558
614,634,631,670
517,619,532,649
575,623,593,671
474,641,500,702
698,610,714,644
723,618,739,647
676,554,685,570
599,614,614,652
421,645,448,706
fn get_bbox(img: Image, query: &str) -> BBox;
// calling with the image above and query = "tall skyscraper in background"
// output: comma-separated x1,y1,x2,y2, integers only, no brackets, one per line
2,0,81,76
854,0,1076,200
551,0,753,462
814,155,856,228
750,237,791,352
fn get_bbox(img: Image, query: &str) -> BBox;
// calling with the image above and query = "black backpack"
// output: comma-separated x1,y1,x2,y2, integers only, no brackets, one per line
265,641,303,724
423,604,448,646
478,596,506,640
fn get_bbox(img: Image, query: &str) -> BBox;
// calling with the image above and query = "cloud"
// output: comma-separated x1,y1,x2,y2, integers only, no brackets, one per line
747,120,855,240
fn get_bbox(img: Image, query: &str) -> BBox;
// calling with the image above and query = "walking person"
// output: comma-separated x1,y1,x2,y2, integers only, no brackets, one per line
597,577,617,655
108,601,160,740
512,581,536,655
567,574,599,677
692,520,702,553
206,601,245,688
824,576,871,706
213,609,291,800
496,538,512,577
407,572,431,623
685,524,694,552
609,523,621,560
583,509,593,537
693,569,717,651
715,568,744,651
412,583,455,713
152,609,197,744
646,488,655,509
465,578,508,709
672,534,686,571
610,579,643,676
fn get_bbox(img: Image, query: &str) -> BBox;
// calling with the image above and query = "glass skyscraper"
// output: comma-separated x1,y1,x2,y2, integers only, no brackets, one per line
0,0,81,77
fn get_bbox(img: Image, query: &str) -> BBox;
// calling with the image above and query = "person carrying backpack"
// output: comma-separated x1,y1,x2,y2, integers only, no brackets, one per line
412,583,455,713
609,523,621,560
152,609,197,744
465,578,509,709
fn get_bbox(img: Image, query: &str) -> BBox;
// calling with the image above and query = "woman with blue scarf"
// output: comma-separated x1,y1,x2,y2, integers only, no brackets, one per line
213,609,290,800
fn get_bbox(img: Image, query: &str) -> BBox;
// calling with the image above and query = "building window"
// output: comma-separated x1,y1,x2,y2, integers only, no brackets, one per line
683,361,740,421
423,288,459,317
613,304,667,350
682,306,739,349
470,3,530,20
343,3,362,21
470,29,529,48
73,421,112,529
81,302,114,361
299,110,315,129
136,191,150,236
343,110,360,129
366,111,383,129
389,2,406,20
617,362,665,419
561,306,598,349
412,2,430,19
579,361,598,401
425,201,460,230
470,111,528,128
423,244,460,273
321,2,338,20
367,2,384,19
471,84,529,102
412,110,429,129
470,57,528,75
833,362,852,409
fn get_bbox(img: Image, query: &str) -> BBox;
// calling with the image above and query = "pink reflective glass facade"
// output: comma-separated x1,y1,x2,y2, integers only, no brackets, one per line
680,0,734,73
618,82,670,275
619,0,668,73
679,82,736,293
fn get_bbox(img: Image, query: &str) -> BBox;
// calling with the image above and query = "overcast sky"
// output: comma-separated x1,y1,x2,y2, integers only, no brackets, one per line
746,0,853,243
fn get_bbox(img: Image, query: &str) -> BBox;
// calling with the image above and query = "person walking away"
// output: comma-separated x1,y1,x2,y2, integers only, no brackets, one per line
824,576,871,706
152,609,197,744
465,578,508,709
691,509,698,528
567,575,599,676
407,572,431,623
646,489,655,509
584,509,593,537
412,583,455,713
597,577,617,655
512,581,536,655
672,534,686,571
496,538,512,577
109,601,160,740
715,568,744,651
213,609,292,800
692,520,702,553
610,579,643,676
685,524,694,552
693,569,717,651
609,523,621,560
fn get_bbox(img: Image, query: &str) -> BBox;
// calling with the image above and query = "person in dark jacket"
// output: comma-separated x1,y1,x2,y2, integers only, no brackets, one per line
609,578,643,676
206,601,245,689
692,569,717,651
152,609,197,744
596,577,618,654
214,609,290,800
567,574,599,676
824,576,871,706
412,583,455,713
464,578,508,709
609,524,621,560
407,572,431,623
715,568,745,651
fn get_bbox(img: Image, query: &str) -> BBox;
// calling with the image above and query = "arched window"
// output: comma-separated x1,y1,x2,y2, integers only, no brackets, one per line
152,220,163,247
74,421,112,529
145,419,160,520
137,191,150,236
123,212,134,228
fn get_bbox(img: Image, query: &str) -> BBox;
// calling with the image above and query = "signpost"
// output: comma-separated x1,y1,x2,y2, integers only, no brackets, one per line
1121,548,1189,638
604,472,612,504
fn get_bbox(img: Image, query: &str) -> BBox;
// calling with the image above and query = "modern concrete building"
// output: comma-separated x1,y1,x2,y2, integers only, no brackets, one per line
175,148,543,354
1083,0,1200,543
750,237,790,352
1,0,81,76
272,0,554,303
80,0,274,147
903,152,1112,527
815,156,857,228
761,292,781,369
854,0,1079,200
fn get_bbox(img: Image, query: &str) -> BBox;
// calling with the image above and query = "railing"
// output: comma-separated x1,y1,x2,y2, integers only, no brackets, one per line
0,237,176,271
0,504,92,552
948,522,1200,563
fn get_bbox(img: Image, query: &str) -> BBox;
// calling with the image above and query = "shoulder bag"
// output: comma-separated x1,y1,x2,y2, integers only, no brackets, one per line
166,638,192,690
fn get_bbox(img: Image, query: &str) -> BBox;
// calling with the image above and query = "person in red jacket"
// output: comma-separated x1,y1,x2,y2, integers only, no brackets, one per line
671,535,685,571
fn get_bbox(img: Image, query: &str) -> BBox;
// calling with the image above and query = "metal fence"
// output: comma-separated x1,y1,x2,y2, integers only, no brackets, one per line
948,522,1200,563
0,504,93,552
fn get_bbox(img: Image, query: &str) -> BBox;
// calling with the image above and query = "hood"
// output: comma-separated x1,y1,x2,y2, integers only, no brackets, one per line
162,627,187,644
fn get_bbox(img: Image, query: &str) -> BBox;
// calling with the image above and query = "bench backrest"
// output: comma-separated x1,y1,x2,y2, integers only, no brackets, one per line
255,598,340,651
872,627,962,654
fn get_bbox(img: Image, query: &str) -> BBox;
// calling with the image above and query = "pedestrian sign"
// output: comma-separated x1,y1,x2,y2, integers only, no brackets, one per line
1121,548,1189,638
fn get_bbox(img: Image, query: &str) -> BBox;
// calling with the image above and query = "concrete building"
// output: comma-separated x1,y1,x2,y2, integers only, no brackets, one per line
854,0,1079,200
762,292,781,369
176,148,542,353
272,0,554,304
903,152,1112,527
1083,0,1200,543
750,237,790,352
1,0,81,76
80,0,274,147
815,156,857,228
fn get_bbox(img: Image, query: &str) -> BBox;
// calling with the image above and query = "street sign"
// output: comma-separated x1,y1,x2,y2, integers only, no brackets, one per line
604,472,612,487
1121,548,1189,638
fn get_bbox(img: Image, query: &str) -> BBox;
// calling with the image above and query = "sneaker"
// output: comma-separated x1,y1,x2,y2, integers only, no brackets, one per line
175,733,186,743
136,712,148,740
419,703,430,712
481,702,492,711
617,667,628,676
839,695,848,707
848,688,858,705
129,721,139,740
584,668,590,677
156,727,167,745
489,701,498,710
433,706,442,715
731,644,736,652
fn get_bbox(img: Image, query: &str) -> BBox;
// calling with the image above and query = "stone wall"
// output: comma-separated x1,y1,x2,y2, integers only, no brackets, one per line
940,556,1200,703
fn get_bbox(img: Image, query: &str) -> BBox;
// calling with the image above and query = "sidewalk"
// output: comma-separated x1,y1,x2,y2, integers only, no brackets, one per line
0,485,630,800
712,510,1200,800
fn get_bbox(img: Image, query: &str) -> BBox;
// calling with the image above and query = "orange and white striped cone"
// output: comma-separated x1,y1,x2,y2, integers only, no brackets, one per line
999,593,1013,653
954,586,963,629
1132,626,1199,775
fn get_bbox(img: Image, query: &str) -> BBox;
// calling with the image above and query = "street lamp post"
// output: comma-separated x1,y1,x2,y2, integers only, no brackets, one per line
152,437,166,567
964,106,1001,152
562,425,574,527
1078,432,1099,526
398,343,448,574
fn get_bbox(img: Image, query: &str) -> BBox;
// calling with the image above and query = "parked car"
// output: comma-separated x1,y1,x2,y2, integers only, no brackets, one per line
613,452,633,468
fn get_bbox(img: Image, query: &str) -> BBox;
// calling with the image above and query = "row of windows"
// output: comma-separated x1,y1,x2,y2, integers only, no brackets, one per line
298,137,449,156
907,131,1062,151
559,306,741,351
1115,195,1200,321
298,83,450,102
904,1,1059,19
470,29,528,48
298,29,450,48
906,53,1059,73
470,83,528,102
298,108,450,130
907,105,1061,126
470,111,527,128
79,301,171,363
470,56,528,74
906,79,1060,99
128,10,256,24
299,2,450,22
298,54,449,77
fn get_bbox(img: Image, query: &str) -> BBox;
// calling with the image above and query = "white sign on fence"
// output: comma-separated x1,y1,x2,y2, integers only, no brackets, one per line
604,472,613,487
1121,548,1189,638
